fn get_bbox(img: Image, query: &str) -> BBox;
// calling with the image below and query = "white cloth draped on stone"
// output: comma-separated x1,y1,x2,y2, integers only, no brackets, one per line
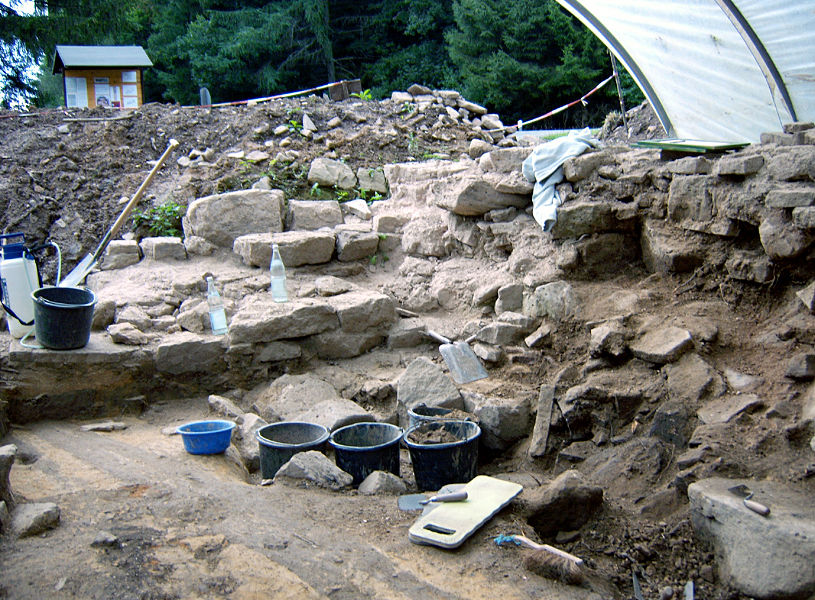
521,128,598,231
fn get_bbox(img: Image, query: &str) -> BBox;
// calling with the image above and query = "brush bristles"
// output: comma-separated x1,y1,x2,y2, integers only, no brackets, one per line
523,549,586,585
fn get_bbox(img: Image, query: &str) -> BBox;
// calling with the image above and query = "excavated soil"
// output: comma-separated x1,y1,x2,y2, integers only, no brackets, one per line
1,97,813,600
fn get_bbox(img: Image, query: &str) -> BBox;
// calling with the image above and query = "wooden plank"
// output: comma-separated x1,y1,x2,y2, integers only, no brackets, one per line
528,384,555,459
633,138,749,153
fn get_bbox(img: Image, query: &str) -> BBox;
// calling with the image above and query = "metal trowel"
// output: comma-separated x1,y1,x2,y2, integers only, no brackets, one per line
397,490,468,511
728,484,770,516
425,330,488,384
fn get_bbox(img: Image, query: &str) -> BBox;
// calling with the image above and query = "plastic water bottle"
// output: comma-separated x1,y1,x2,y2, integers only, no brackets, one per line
270,243,288,302
0,233,38,338
206,276,228,335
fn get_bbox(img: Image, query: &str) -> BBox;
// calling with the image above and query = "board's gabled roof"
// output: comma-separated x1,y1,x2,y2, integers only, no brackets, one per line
52,45,153,74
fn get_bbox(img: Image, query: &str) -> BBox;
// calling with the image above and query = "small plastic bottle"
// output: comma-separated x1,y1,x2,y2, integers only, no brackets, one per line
270,243,288,302
206,276,228,335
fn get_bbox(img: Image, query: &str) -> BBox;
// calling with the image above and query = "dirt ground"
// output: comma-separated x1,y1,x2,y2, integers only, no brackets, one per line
1,96,813,599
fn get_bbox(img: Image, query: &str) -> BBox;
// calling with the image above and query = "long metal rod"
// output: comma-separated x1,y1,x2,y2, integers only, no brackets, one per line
610,52,629,137
556,0,675,137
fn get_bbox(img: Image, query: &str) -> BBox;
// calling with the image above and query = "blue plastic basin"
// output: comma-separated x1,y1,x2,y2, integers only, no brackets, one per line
177,420,236,455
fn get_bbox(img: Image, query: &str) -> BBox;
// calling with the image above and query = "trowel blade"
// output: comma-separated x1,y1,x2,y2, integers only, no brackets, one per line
398,494,428,511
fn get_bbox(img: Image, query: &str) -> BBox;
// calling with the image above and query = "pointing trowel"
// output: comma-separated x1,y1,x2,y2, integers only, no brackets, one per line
397,490,468,511
728,484,770,517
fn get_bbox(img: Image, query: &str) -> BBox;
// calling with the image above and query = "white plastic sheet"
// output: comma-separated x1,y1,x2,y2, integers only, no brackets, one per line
556,1,815,142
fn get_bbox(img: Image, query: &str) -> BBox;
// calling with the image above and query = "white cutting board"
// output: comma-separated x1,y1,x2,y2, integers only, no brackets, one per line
408,475,522,549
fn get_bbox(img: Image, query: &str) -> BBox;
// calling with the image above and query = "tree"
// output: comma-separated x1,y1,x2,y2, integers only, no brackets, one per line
147,0,339,105
337,0,458,97
446,0,617,127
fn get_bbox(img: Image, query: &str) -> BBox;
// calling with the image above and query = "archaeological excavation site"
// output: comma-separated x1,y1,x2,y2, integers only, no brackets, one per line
1,86,814,600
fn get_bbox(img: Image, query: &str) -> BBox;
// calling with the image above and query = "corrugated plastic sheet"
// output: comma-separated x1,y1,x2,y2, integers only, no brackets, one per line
557,0,815,142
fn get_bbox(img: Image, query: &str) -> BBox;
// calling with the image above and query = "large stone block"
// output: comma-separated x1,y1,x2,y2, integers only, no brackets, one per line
325,291,396,333
562,150,613,182
524,281,579,322
689,478,815,599
640,219,705,273
228,297,338,344
462,390,531,451
101,240,140,270
155,332,226,375
401,217,449,257
549,201,620,239
630,325,693,365
356,167,388,194
308,157,357,190
139,237,187,261
765,185,815,208
435,175,529,216
305,330,387,359
288,200,343,230
183,189,284,247
478,148,533,173
725,250,773,283
335,230,379,262
759,211,811,260
233,231,335,268
396,357,463,425
667,175,737,236
792,206,815,229
668,156,712,175
714,154,764,176
766,146,815,181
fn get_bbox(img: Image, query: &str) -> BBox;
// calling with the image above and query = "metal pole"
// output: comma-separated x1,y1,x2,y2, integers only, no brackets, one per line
609,51,629,137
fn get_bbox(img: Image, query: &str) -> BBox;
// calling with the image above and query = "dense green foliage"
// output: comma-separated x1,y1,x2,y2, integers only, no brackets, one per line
1,0,642,127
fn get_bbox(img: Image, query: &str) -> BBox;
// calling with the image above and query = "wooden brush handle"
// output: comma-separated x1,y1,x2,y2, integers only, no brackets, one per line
513,535,584,565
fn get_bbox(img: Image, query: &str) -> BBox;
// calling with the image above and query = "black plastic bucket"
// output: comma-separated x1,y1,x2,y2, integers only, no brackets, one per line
31,286,96,350
407,404,454,430
404,419,481,491
256,422,330,479
329,422,403,486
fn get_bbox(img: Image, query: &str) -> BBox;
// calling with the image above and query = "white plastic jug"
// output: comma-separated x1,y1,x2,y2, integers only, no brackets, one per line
0,233,39,338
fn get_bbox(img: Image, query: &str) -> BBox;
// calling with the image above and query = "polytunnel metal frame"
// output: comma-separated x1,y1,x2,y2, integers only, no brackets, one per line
556,0,814,143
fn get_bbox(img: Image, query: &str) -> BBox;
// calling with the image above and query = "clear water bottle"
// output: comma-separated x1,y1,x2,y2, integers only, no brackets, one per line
206,276,228,335
270,243,288,302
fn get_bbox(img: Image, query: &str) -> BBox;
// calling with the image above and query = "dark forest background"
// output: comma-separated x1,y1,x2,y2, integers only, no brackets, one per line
0,0,642,127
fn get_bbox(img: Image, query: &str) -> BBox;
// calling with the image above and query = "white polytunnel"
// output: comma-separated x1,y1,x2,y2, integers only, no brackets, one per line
556,0,815,143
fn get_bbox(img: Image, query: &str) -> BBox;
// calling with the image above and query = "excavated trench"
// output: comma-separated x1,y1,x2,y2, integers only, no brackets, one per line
1,96,814,600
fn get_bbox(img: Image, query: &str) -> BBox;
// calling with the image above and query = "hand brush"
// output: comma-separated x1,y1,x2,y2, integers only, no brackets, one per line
494,534,586,585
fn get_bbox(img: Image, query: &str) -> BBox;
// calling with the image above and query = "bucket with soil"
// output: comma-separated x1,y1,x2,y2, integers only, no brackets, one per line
256,422,330,479
407,404,476,430
31,286,96,350
404,419,481,491
329,422,403,486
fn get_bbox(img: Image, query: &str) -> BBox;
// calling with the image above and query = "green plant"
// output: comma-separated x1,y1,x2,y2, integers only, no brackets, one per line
310,182,322,197
286,119,303,134
351,88,373,101
407,132,418,153
334,187,351,202
133,201,184,237
399,101,416,116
